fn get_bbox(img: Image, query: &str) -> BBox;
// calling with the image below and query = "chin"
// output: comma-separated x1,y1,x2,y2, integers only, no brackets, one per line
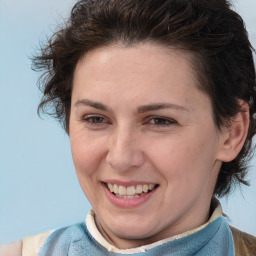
109,218,159,240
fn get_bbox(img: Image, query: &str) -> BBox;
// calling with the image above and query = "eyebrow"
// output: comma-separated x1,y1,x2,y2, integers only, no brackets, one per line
74,99,188,113
74,99,111,112
137,103,189,113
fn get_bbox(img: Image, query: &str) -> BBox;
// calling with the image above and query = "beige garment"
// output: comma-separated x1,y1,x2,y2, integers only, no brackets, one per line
22,230,54,256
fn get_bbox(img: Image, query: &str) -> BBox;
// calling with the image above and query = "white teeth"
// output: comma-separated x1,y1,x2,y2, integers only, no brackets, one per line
106,183,157,198
136,184,143,194
149,184,155,190
127,186,136,196
108,183,114,192
116,194,140,199
113,184,119,194
143,184,149,193
119,185,126,196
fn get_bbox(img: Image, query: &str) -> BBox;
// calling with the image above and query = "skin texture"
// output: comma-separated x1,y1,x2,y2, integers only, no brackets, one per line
69,43,249,249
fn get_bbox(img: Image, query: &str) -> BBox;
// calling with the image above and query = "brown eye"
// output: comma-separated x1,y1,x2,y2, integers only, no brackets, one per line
82,115,109,127
88,116,105,123
149,117,175,126
153,118,169,125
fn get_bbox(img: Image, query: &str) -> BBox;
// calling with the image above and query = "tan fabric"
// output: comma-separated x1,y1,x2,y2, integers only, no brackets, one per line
22,230,54,256
230,226,256,256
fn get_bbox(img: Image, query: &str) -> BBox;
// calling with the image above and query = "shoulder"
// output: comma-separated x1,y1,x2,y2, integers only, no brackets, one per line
21,223,87,256
34,223,89,255
0,241,22,256
22,230,54,256
230,226,256,256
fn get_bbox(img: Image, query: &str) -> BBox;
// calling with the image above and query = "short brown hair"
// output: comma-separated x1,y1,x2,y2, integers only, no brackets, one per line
33,0,256,197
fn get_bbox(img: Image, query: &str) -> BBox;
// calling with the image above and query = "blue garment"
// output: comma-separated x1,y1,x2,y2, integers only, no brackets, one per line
38,216,235,256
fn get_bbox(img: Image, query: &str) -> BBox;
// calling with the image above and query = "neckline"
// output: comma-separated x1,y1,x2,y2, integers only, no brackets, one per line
85,198,223,254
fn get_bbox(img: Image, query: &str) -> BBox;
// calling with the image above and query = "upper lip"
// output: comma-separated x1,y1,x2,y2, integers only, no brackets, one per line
102,180,158,187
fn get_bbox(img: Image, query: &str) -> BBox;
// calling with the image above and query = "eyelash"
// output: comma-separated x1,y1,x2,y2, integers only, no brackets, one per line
147,116,176,127
82,115,109,126
82,115,176,128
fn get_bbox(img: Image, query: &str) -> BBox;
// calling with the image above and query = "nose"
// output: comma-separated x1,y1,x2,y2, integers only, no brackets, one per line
106,126,144,172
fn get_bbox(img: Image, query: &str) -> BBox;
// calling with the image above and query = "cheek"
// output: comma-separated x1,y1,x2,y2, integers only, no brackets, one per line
69,138,102,203
71,139,103,178
70,125,104,174
70,137,103,202
148,133,218,185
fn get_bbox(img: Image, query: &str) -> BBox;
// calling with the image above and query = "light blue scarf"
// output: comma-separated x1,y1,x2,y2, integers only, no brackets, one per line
38,216,235,255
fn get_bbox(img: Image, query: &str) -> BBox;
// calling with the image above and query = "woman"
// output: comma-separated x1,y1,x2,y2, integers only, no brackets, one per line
3,0,256,255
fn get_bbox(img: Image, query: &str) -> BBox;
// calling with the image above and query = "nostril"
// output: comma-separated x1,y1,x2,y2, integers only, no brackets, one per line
106,147,145,172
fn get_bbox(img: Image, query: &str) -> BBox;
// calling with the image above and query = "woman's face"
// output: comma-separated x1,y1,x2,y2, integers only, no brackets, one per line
69,43,224,248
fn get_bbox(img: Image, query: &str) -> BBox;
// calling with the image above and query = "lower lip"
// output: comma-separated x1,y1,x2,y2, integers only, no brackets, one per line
103,184,158,208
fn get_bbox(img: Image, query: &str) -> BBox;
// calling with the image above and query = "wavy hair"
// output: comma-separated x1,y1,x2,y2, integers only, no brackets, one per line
33,0,256,197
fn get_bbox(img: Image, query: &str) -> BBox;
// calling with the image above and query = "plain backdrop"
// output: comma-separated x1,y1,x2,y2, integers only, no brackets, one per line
0,0,256,244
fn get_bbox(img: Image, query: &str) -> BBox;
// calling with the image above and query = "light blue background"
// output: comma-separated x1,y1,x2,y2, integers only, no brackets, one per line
0,0,255,244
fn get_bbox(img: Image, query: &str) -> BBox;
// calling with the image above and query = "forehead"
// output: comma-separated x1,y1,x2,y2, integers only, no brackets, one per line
74,43,198,89
72,43,210,113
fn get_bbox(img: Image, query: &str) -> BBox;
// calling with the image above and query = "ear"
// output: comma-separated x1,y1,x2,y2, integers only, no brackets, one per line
216,100,250,162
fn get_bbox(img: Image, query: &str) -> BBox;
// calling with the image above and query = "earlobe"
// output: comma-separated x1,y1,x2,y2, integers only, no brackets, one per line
217,100,250,162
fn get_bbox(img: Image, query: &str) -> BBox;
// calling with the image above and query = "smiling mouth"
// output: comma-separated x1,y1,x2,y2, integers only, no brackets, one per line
104,183,159,199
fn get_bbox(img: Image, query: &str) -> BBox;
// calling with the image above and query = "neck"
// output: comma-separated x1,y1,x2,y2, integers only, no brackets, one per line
94,201,213,250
